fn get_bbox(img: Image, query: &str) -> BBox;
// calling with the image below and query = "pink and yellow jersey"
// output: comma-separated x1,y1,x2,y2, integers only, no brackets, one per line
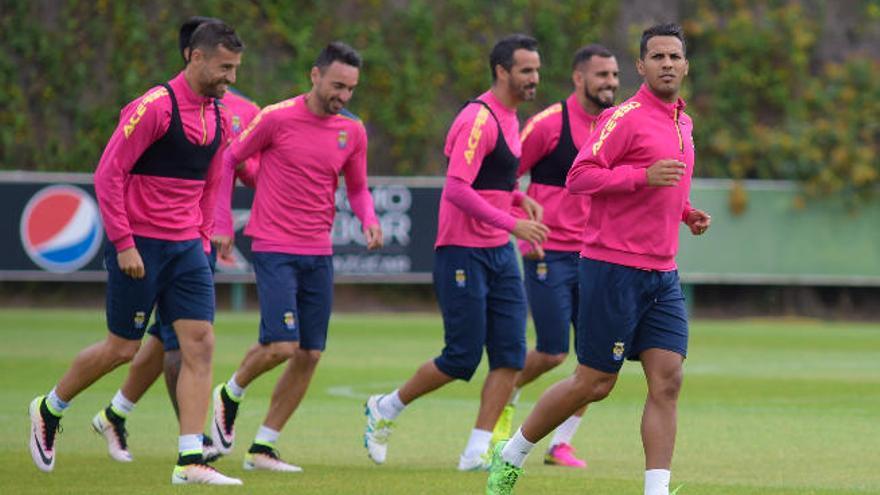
518,92,598,253
213,90,260,237
219,94,378,256
94,71,231,253
435,90,523,248
567,84,696,271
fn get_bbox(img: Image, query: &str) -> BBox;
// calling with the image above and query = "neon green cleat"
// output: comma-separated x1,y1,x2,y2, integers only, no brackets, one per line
486,440,523,495
491,404,515,448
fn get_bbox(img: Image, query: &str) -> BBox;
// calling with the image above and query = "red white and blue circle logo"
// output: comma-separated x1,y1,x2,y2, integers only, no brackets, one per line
20,185,103,273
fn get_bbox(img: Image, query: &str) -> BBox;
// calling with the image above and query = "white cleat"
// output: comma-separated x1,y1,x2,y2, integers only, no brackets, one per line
91,409,133,462
171,463,243,485
243,451,303,472
363,394,394,465
29,396,60,473
457,452,491,472
210,384,240,455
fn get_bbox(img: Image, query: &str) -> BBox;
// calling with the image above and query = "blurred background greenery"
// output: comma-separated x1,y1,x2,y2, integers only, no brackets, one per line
1,0,878,205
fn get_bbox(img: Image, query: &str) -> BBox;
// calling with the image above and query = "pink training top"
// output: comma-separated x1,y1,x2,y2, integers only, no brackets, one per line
567,84,696,271
218,94,379,256
518,92,599,253
435,90,523,248
94,71,230,253
213,90,261,237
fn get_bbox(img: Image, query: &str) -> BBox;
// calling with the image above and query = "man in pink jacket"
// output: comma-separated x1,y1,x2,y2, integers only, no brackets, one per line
487,23,711,495
363,34,549,471
89,16,261,466
209,42,383,473
492,43,620,468
29,21,245,485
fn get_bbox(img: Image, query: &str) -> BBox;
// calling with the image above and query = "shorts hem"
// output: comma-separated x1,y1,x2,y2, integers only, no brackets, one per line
434,357,476,382
576,356,623,374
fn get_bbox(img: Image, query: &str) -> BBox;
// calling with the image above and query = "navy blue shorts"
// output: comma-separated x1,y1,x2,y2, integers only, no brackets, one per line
105,237,214,341
433,244,527,381
253,252,333,350
523,250,580,355
575,257,688,374
147,247,217,351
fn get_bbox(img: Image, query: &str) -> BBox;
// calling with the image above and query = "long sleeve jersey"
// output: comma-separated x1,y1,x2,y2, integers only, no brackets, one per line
566,84,696,271
219,94,378,255
518,92,598,252
94,71,230,253
213,90,261,237
435,90,524,248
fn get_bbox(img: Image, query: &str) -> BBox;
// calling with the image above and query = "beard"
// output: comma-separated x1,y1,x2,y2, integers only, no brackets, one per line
512,80,538,102
319,94,345,115
585,86,615,109
201,77,229,98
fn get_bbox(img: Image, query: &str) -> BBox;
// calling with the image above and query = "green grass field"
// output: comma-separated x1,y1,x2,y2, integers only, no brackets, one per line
1,309,878,494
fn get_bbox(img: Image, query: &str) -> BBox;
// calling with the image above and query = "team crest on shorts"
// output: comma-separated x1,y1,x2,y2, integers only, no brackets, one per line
283,311,296,330
536,262,548,281
612,341,625,361
455,269,466,288
337,130,348,149
133,311,146,329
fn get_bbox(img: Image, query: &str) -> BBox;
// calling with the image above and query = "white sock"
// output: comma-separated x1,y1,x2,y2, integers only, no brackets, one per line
462,428,493,459
254,425,280,446
226,373,245,399
110,390,135,417
501,427,535,468
377,389,406,420
179,434,203,456
549,415,582,447
46,387,69,415
645,469,671,495
509,388,522,406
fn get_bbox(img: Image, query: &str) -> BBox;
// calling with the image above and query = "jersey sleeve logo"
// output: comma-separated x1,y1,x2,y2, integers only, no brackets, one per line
463,106,490,166
591,101,640,156
123,87,168,139
520,103,562,143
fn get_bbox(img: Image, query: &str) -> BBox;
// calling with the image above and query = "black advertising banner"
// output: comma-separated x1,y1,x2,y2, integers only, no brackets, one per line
0,172,441,283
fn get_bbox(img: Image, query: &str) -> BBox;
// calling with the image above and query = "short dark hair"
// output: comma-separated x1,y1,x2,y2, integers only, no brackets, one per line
188,20,244,59
640,23,686,59
314,41,362,71
489,34,539,81
571,43,614,70
180,16,221,63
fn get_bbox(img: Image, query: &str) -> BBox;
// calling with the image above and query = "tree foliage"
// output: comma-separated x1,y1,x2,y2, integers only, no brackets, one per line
1,0,878,205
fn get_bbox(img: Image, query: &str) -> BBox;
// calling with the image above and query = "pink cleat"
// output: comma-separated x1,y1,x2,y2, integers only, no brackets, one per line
544,443,587,468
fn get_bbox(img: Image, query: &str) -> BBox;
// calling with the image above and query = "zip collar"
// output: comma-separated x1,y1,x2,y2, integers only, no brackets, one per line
636,83,686,119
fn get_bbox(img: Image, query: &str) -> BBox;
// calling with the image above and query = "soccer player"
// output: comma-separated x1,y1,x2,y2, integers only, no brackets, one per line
90,16,260,465
363,34,549,471
486,23,711,495
28,21,245,485
209,41,383,473
492,44,620,468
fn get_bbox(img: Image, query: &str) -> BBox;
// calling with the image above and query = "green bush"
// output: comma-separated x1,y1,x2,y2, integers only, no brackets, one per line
684,0,880,205
1,0,877,206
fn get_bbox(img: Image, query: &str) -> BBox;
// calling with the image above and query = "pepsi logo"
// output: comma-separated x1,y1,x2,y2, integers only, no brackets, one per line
20,185,103,273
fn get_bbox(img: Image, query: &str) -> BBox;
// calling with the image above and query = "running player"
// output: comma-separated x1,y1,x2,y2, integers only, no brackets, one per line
486,23,711,495
491,44,620,468
90,16,260,465
210,41,383,473
29,21,245,485
363,34,549,471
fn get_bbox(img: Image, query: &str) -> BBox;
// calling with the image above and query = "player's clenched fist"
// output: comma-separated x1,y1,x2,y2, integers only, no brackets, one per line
646,159,686,186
